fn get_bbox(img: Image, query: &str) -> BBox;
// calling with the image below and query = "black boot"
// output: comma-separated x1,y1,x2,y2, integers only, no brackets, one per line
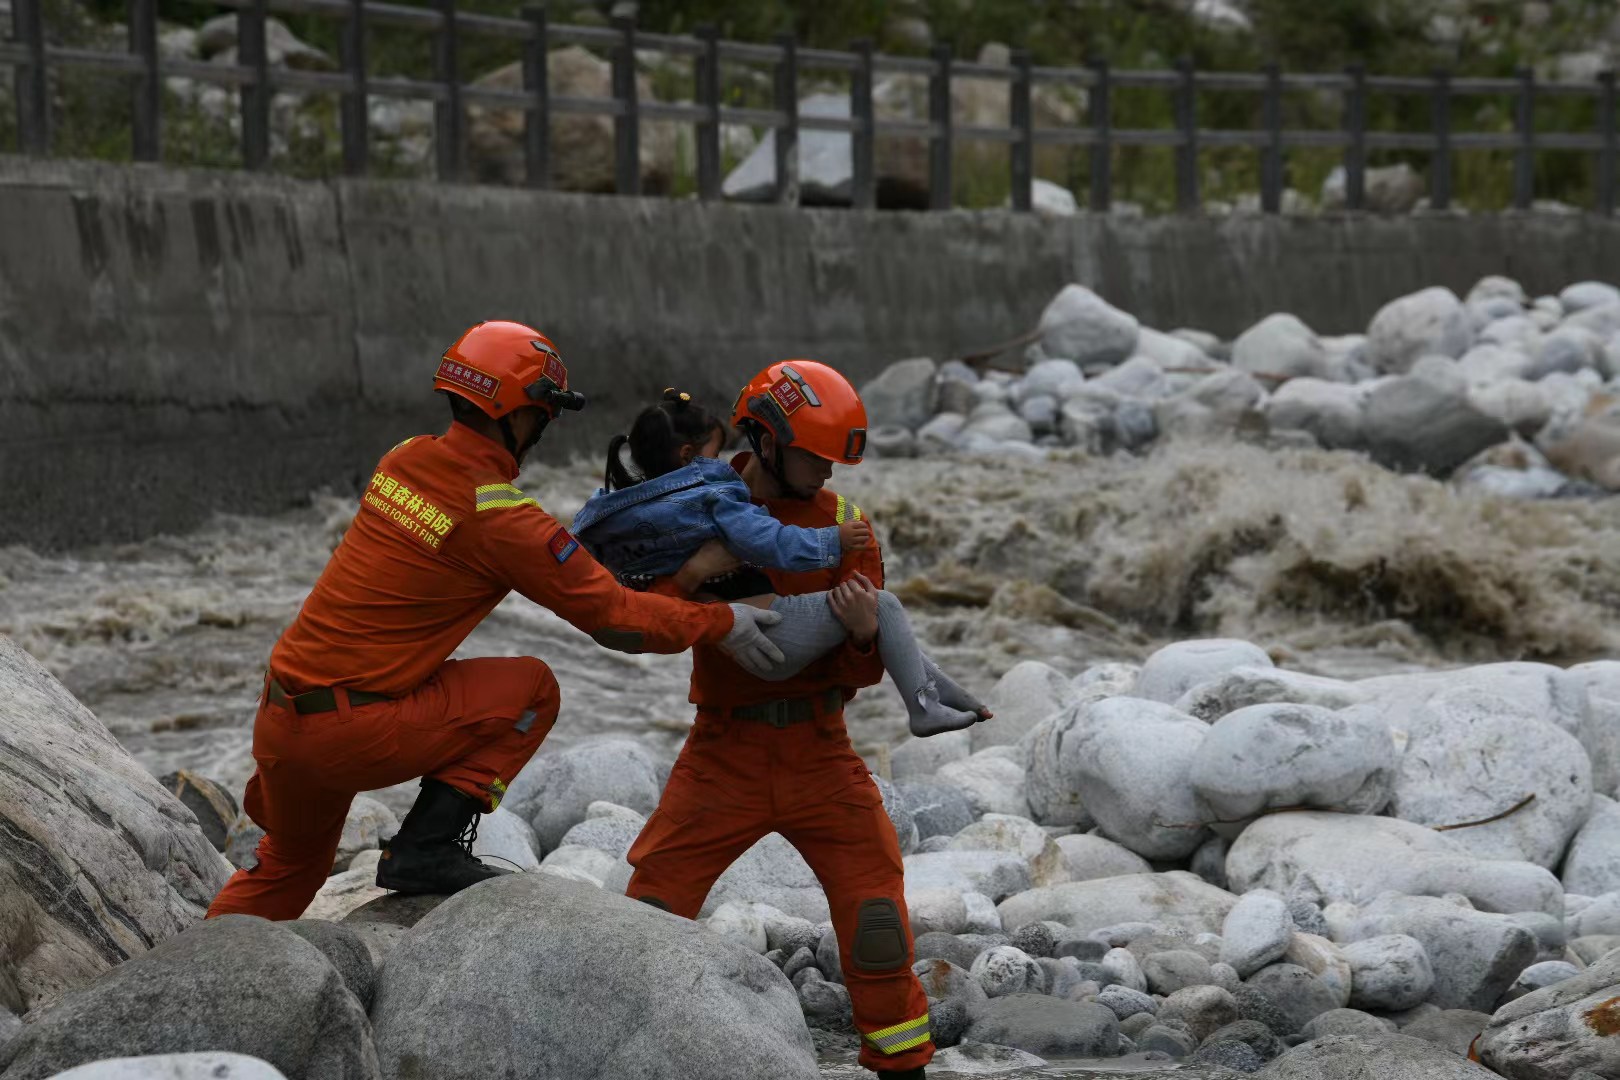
875,1069,924,1080
375,779,511,895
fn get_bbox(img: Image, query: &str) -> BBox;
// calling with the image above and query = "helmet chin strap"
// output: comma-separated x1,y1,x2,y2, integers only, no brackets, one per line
745,424,816,500
499,408,550,465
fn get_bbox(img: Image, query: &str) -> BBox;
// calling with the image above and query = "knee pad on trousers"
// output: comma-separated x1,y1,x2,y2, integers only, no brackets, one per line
852,898,907,971
636,895,670,912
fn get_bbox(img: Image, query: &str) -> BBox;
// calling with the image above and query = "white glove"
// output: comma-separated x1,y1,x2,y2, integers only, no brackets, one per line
721,604,786,678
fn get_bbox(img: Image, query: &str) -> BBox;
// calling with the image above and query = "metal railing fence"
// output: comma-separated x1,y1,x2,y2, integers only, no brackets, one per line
3,0,1617,214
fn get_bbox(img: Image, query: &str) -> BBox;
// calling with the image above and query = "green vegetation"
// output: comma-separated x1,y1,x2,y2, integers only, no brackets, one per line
15,0,1620,211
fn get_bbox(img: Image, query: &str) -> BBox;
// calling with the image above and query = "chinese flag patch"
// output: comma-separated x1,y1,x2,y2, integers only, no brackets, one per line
549,527,580,563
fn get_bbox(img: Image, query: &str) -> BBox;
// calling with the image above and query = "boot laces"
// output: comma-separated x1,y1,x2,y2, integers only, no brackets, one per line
455,816,481,862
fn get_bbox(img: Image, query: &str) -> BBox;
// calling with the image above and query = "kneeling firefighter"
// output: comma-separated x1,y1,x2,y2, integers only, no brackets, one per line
626,361,935,1079
207,321,785,920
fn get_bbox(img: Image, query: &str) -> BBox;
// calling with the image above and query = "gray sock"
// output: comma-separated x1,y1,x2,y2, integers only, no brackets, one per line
875,591,980,738
921,653,987,715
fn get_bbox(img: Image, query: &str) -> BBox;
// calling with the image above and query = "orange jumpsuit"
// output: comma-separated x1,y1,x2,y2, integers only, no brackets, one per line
627,455,934,1074
207,422,733,921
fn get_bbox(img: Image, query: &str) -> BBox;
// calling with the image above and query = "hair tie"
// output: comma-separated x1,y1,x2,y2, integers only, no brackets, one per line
663,387,692,407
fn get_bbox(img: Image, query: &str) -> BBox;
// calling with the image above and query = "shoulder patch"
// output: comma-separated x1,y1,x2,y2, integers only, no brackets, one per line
548,527,580,563
475,483,540,513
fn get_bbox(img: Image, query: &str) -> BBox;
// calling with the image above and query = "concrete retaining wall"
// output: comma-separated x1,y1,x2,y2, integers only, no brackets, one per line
6,155,1620,547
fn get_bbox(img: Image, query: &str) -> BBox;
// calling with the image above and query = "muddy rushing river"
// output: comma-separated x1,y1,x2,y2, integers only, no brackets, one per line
4,436,1619,813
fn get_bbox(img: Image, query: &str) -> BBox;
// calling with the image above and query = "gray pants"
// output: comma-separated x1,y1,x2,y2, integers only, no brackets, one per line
759,590,927,705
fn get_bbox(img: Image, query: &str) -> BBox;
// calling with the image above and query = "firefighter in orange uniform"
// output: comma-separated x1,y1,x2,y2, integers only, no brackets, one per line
206,321,786,921
627,361,935,1079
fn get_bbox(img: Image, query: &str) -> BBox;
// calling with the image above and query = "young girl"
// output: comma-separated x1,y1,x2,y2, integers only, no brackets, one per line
570,388,989,737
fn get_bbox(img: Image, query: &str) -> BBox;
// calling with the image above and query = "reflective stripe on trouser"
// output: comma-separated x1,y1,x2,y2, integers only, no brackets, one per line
625,711,934,1074
206,655,559,921
865,1012,931,1056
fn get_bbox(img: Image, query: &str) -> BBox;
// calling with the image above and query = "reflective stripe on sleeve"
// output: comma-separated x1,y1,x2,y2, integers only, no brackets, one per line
863,1012,930,1055
475,483,540,512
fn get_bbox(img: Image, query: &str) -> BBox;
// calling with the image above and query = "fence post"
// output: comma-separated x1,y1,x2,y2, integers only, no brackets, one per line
12,0,49,154
774,33,799,206
1430,68,1451,210
694,23,720,201
1089,57,1111,212
1514,65,1535,210
850,38,876,210
239,0,270,169
1260,61,1282,213
929,43,953,210
522,5,549,188
612,14,640,195
433,0,464,181
1010,49,1033,212
1600,71,1617,217
340,0,369,176
1343,62,1366,211
128,0,160,161
1174,56,1198,212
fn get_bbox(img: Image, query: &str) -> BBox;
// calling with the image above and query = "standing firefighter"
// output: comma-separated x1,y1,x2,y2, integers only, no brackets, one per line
627,361,936,1079
207,321,785,920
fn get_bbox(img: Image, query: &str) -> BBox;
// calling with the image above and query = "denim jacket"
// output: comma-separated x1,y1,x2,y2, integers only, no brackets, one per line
569,457,842,581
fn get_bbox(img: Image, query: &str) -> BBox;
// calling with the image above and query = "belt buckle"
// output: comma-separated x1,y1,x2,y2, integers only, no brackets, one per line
763,700,794,729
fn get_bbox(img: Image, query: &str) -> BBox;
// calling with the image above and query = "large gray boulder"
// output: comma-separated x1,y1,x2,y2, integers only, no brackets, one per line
1226,811,1563,917
1566,800,1620,908
937,753,1030,819
703,833,827,922
0,637,232,1013
369,874,819,1080
1559,282,1620,314
45,1055,287,1080
1051,834,1151,883
1346,894,1538,1011
1064,697,1212,860
971,660,1075,753
947,815,1064,888
961,994,1118,1057
1245,964,1341,1033
471,805,544,870
904,851,1032,902
861,358,940,432
1262,378,1367,449
1037,285,1140,367
1403,1009,1493,1056
503,738,662,851
997,872,1237,937
1367,287,1473,374
1356,663,1595,771
889,730,971,783
893,781,975,841
1381,686,1591,868
1233,313,1331,382
1362,361,1509,475
1134,639,1273,705
1220,893,1294,978
1174,665,1366,723
0,916,377,1080
1477,946,1620,1077
1342,934,1435,1011
1189,703,1396,824
1259,1032,1500,1078
1569,660,1620,797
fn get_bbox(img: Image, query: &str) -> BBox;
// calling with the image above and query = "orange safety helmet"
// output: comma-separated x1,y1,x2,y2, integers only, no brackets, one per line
731,360,868,465
435,320,586,420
